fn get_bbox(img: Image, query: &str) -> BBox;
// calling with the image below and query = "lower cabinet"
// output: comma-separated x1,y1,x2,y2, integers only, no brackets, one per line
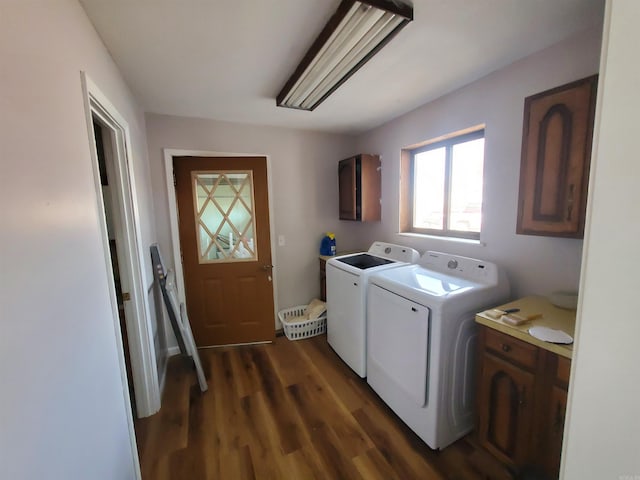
540,354,571,476
478,352,536,466
542,385,568,475
319,257,327,301
476,326,570,478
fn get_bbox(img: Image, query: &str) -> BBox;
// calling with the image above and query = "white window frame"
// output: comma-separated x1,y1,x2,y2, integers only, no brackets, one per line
401,128,485,241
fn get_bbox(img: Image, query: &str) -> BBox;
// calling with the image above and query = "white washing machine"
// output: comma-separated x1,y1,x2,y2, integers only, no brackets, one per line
326,242,419,378
366,251,510,449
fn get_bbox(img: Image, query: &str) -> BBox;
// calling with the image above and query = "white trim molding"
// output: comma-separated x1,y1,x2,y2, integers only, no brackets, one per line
81,71,161,480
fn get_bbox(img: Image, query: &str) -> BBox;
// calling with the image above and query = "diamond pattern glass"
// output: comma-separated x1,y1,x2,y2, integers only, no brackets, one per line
192,171,257,263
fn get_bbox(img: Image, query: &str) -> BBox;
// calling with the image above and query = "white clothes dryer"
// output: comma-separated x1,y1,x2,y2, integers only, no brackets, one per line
366,251,510,449
326,242,419,378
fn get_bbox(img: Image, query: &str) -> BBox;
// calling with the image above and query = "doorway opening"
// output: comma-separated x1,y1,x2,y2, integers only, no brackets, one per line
93,118,137,415
81,74,162,480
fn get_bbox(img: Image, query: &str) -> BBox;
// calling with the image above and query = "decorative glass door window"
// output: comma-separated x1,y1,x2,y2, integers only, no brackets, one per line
192,171,257,263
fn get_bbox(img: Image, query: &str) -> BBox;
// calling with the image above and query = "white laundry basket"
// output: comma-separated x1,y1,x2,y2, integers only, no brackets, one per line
278,305,327,341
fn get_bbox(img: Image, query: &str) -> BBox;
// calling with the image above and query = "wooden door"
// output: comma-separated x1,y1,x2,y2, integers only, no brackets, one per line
477,353,536,466
174,156,275,347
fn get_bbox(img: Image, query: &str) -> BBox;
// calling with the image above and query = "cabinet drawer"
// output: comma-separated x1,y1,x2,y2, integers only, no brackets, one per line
484,328,539,370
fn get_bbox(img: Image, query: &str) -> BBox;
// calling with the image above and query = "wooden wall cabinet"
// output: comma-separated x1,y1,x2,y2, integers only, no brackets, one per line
476,326,570,478
338,154,381,222
517,75,597,238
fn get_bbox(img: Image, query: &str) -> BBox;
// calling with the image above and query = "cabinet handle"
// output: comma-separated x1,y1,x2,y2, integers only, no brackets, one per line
519,386,527,408
501,343,511,353
566,183,575,221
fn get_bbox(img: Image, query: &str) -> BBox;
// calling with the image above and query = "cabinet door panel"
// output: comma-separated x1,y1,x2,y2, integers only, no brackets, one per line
339,157,357,220
543,385,568,477
360,154,381,222
517,75,597,238
556,355,571,386
338,154,381,222
478,353,536,465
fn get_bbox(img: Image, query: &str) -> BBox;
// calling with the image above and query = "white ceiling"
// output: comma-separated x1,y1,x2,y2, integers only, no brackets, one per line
80,0,604,135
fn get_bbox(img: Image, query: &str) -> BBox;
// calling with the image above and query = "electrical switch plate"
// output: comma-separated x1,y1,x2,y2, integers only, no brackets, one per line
278,235,285,246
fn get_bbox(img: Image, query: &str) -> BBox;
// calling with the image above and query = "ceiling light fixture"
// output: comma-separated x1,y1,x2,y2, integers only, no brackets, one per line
276,0,413,111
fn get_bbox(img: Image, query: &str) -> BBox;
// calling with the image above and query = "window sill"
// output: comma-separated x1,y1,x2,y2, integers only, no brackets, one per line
397,231,486,246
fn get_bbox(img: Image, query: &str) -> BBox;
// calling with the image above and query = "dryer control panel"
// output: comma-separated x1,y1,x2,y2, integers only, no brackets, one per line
421,251,499,285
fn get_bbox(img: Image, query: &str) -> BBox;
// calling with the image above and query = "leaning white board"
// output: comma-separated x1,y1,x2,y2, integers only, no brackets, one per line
150,243,207,392
166,270,208,392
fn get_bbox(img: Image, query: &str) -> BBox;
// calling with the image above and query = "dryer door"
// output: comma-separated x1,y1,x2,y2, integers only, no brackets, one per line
368,284,430,407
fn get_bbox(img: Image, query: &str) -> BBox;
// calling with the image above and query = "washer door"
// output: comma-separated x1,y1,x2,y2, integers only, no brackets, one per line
368,284,430,407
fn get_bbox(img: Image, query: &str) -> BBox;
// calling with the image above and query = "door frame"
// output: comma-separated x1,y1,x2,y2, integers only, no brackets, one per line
81,72,161,427
163,149,279,338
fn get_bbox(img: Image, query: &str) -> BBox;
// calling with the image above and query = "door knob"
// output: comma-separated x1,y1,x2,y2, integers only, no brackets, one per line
262,264,274,270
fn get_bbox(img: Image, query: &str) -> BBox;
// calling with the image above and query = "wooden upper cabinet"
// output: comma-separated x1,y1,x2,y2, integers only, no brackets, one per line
517,75,598,238
338,154,381,222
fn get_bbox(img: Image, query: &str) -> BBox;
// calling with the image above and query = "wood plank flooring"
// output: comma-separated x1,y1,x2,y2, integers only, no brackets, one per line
134,334,500,479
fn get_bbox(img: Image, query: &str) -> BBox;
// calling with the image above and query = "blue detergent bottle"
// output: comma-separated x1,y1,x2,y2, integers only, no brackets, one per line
320,232,336,256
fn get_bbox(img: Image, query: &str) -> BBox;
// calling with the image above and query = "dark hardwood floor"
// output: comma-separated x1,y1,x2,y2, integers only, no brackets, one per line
134,334,505,479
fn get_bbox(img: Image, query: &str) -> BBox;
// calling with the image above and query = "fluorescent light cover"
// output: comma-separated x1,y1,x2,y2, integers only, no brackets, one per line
276,0,413,111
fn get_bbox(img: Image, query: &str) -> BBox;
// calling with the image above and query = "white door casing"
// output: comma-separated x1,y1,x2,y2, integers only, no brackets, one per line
81,72,160,479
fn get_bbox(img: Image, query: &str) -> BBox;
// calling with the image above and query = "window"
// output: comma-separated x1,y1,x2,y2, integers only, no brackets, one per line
401,129,485,240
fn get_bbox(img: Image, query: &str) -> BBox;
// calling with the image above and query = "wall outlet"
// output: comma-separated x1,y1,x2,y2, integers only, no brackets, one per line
278,235,286,246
